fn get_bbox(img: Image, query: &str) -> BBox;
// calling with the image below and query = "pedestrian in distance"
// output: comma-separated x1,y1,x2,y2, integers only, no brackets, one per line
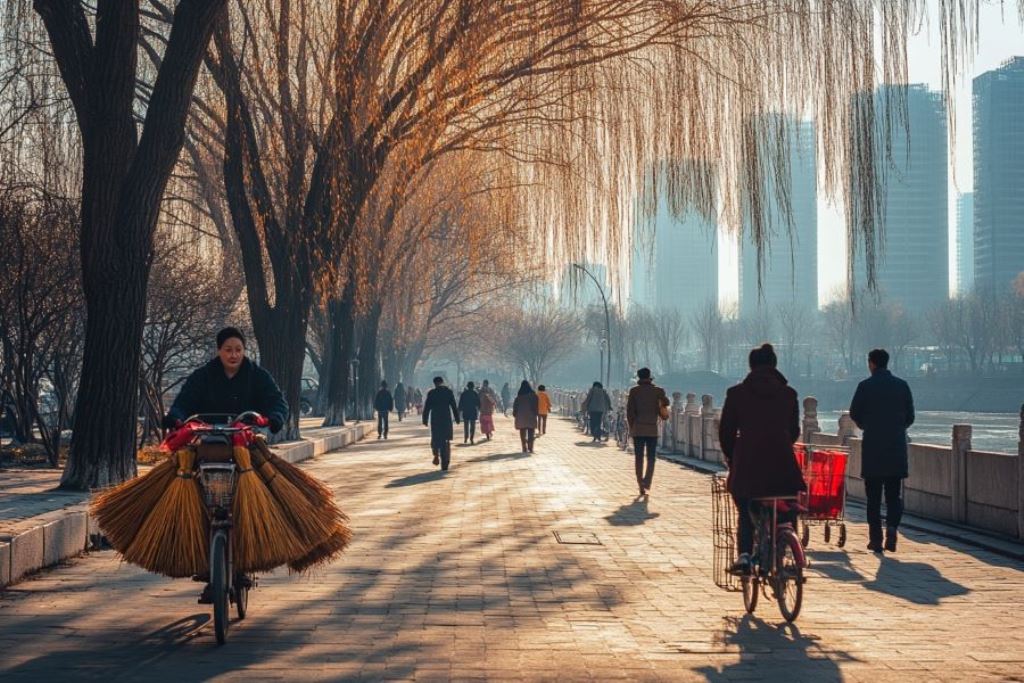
849,348,915,553
500,382,512,417
374,381,394,440
422,377,459,471
458,381,481,444
718,343,805,575
512,380,539,453
479,384,497,440
626,368,669,496
413,387,423,415
536,384,551,436
582,381,612,442
394,381,407,422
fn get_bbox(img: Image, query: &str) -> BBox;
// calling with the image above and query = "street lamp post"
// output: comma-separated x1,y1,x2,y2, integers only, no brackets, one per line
349,359,360,422
572,263,612,388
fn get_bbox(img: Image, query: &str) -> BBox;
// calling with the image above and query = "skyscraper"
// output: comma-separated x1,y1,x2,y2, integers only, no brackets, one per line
739,117,818,318
956,192,975,294
851,84,949,311
630,165,717,320
973,56,1024,296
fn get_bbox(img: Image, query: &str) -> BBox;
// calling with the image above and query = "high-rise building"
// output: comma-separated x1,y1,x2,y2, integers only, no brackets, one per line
630,165,717,320
956,192,975,294
973,56,1024,296
851,84,949,311
739,117,818,318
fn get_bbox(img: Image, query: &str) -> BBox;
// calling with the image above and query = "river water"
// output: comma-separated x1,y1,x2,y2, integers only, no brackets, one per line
819,411,1020,454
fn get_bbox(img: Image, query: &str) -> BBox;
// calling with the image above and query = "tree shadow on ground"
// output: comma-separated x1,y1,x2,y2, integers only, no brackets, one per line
693,615,855,682
862,556,970,605
604,495,660,526
384,470,447,488
466,451,531,464
574,440,608,448
805,549,865,582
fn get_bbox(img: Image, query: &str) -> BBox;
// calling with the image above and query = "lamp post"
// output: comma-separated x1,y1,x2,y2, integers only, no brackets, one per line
572,262,612,387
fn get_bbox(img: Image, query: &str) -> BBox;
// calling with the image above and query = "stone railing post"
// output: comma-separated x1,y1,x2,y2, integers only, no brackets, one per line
951,424,972,524
802,396,820,444
1018,404,1023,539
664,391,683,451
700,395,714,461
684,393,698,456
837,411,856,446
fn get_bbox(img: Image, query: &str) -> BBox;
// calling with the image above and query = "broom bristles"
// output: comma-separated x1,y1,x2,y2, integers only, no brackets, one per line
253,437,335,505
231,446,305,572
122,449,208,578
91,454,179,552
287,524,353,574
250,448,338,551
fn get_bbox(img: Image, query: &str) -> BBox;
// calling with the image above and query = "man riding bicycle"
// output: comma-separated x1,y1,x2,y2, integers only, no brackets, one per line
718,343,805,574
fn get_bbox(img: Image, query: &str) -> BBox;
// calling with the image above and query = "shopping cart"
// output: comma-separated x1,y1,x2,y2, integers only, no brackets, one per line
795,445,848,548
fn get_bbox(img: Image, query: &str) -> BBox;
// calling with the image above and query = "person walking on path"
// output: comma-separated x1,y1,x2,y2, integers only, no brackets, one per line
582,381,612,442
512,380,539,453
422,377,459,470
849,348,915,553
719,343,805,574
413,387,423,415
536,385,551,436
626,368,669,496
394,381,407,422
374,381,394,440
500,382,512,417
479,385,497,440
458,381,481,444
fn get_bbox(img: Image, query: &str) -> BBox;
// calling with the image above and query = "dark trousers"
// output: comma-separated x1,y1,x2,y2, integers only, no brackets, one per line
538,414,548,434
464,419,476,441
519,428,535,451
633,436,658,490
865,476,904,542
732,498,797,556
377,410,389,437
589,411,604,439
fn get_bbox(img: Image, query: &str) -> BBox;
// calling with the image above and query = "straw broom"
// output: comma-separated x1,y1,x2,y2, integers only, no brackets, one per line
122,448,208,578
249,446,337,551
288,524,353,573
231,446,305,572
90,453,179,553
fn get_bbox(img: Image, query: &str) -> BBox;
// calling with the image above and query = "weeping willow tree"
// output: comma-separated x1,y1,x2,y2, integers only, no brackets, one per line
3,0,1020,483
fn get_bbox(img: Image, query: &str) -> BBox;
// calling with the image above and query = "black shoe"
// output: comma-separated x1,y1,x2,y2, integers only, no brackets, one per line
432,454,440,466
884,527,897,552
728,554,752,575
198,583,213,604
867,541,883,553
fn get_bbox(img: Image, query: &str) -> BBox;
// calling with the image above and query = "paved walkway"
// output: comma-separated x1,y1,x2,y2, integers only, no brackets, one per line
1,416,1022,681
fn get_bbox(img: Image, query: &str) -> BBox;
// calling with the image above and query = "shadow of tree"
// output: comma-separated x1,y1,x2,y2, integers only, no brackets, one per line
604,495,660,526
805,549,865,582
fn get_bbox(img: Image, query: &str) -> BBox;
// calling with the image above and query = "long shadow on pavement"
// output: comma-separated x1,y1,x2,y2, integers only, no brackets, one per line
805,549,866,582
466,451,531,464
604,495,660,526
862,556,970,605
384,470,447,487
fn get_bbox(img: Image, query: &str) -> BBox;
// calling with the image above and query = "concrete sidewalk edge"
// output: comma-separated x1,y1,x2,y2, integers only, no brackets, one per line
0,422,372,590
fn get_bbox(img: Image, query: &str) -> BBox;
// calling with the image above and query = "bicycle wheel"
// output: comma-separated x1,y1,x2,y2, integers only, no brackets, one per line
775,530,804,622
235,574,249,620
211,530,230,644
742,576,759,614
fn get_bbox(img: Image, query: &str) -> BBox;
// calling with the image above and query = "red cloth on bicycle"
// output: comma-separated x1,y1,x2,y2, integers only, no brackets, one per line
719,367,806,499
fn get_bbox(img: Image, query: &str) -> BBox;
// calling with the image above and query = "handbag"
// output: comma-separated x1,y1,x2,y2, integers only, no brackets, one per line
658,400,670,421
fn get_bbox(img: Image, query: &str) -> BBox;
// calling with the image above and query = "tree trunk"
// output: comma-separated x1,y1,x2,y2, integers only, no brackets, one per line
321,293,355,426
356,304,384,419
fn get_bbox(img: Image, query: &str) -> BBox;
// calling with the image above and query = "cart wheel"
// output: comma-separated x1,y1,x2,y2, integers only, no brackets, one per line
823,524,831,544
800,523,810,549
837,524,847,548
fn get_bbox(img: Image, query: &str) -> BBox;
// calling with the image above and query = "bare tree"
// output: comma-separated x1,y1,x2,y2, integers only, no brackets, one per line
691,298,725,372
650,307,689,374
775,303,814,376
496,307,582,385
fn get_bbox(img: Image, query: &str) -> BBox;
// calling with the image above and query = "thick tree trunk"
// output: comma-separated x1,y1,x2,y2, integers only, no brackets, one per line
356,304,383,417
321,294,355,426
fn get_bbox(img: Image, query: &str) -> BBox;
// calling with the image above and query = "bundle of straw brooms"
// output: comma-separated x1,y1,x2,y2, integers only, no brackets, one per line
91,438,351,577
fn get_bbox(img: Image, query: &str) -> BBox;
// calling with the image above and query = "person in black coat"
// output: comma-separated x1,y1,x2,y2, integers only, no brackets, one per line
849,348,915,553
164,327,288,433
458,381,481,444
394,381,407,421
422,376,459,470
374,381,395,440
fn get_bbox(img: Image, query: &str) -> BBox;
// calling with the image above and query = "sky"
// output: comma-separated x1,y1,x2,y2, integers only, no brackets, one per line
718,4,1024,309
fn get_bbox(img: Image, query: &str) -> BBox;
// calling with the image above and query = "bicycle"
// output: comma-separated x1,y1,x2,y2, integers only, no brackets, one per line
739,496,807,622
614,409,630,450
172,411,266,645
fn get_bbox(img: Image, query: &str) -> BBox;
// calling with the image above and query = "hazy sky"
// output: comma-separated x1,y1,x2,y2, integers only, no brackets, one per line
718,5,1024,309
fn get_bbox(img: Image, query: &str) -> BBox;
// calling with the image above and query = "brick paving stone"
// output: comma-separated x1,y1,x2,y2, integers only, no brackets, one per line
1,415,1022,681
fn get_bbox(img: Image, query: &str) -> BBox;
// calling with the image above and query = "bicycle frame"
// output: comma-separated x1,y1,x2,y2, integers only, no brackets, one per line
750,497,805,577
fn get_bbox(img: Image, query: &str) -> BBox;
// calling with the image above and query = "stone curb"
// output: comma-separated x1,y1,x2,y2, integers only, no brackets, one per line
0,422,371,590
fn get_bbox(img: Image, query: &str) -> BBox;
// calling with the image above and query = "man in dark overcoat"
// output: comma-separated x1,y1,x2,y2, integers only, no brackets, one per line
422,376,459,470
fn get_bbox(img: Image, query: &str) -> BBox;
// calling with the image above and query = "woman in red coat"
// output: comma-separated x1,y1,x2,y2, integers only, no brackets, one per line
718,343,805,574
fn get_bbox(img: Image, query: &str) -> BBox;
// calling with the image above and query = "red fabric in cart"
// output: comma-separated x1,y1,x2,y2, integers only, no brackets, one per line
804,449,847,519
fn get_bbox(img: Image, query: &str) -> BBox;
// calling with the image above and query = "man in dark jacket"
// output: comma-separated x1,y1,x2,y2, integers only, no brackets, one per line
422,376,459,470
458,381,481,444
394,381,407,421
165,327,288,433
626,368,669,496
849,348,915,552
374,381,394,440
719,343,804,573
